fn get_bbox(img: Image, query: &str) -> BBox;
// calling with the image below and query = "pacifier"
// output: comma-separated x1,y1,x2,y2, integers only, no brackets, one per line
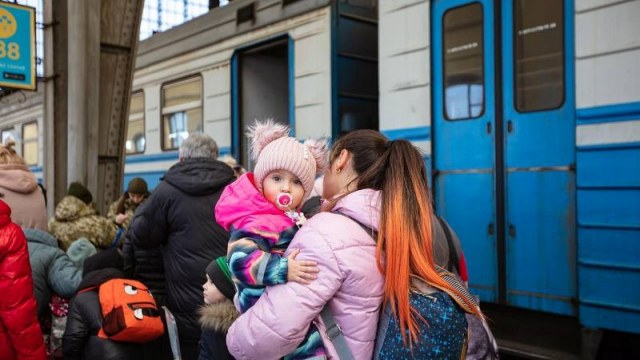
276,193,293,207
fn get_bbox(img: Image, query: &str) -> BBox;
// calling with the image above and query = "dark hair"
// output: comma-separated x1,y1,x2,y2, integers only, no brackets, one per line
327,130,482,347
329,130,390,192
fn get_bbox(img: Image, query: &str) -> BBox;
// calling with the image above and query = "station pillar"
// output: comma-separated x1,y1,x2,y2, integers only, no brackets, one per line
44,0,143,213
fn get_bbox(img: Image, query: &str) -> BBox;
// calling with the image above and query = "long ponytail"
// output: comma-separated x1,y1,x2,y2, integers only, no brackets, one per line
378,140,482,346
328,131,482,347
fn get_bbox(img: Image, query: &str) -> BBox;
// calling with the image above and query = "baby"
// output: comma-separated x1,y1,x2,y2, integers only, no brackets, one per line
215,120,327,359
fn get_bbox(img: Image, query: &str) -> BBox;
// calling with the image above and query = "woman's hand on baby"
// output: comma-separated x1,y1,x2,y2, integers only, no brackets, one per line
287,249,319,284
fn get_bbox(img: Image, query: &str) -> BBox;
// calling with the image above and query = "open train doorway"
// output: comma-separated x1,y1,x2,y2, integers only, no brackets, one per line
233,37,293,169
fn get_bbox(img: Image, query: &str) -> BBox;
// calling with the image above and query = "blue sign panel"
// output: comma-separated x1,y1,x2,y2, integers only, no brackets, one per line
0,2,35,90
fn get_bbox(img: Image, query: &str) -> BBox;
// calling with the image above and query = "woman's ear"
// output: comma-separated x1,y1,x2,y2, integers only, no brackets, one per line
334,149,350,172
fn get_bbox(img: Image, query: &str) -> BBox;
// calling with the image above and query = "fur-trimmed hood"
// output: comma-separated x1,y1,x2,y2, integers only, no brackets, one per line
198,299,239,332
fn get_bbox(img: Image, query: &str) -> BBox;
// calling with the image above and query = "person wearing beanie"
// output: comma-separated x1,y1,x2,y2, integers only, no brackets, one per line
215,119,327,359
22,229,84,359
107,177,150,231
23,229,83,323
67,182,93,205
66,238,98,267
49,183,118,251
198,257,238,360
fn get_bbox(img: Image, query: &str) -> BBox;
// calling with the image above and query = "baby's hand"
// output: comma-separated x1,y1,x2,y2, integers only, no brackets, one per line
287,249,319,284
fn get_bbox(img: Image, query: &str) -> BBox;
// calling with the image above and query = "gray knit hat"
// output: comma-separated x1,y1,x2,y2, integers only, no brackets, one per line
67,238,98,267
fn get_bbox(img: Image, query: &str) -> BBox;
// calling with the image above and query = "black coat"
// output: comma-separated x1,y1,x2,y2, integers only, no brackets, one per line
62,269,144,360
123,206,167,308
128,158,234,354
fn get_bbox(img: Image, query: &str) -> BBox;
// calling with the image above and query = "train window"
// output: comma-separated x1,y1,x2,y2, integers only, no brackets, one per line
514,0,564,112
1,128,16,144
126,91,145,154
22,122,38,166
161,76,203,151
443,3,484,120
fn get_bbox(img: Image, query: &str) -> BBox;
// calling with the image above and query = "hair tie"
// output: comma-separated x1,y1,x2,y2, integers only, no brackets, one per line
385,140,393,150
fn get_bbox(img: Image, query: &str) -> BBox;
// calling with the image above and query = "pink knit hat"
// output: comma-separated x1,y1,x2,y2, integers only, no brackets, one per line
248,120,328,199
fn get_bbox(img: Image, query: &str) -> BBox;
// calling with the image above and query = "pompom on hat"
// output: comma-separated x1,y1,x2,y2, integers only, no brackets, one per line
248,119,328,199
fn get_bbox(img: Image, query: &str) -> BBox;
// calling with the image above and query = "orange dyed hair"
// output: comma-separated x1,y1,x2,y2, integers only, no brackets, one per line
327,130,482,347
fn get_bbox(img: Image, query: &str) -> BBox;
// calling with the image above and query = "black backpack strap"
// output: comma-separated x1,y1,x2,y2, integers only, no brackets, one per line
436,215,460,275
332,211,378,241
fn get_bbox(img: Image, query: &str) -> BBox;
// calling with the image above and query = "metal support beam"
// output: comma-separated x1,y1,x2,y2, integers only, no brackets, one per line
48,0,143,213
96,0,144,213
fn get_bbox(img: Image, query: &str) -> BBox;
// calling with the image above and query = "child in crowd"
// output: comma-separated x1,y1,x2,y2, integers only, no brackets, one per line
215,120,327,359
198,256,238,360
62,249,144,360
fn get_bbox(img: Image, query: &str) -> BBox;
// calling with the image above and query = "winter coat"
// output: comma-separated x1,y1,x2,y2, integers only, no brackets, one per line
215,173,299,312
227,189,385,360
129,158,234,354
0,163,47,231
0,200,47,360
122,206,167,308
62,268,143,360
197,299,239,360
23,228,82,323
106,195,146,230
49,195,119,250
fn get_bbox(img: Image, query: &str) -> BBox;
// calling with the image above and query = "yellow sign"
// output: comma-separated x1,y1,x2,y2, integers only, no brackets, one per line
0,2,35,90
0,8,18,38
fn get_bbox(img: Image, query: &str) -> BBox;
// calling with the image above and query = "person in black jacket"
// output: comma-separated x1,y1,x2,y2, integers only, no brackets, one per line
62,249,144,360
127,133,234,360
122,202,170,360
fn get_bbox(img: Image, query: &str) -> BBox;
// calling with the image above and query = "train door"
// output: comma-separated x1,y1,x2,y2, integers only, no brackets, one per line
432,0,576,315
232,37,294,167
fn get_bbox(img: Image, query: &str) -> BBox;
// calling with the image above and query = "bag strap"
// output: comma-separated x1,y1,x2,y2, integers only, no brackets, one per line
316,211,375,360
427,271,479,313
319,306,355,360
111,227,124,249
77,285,99,295
436,215,460,275
331,211,378,241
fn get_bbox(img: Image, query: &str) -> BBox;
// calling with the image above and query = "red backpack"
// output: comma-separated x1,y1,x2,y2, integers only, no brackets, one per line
84,279,164,342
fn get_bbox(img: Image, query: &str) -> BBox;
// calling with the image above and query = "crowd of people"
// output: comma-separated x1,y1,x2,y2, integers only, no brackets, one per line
0,124,497,360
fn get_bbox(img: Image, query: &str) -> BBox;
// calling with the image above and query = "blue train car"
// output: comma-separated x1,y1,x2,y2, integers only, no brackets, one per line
380,0,639,355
